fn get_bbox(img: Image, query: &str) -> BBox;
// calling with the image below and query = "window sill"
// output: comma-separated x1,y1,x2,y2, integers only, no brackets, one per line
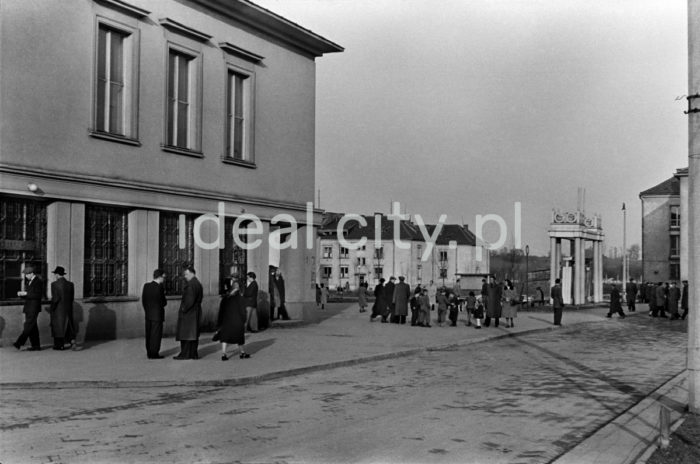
89,130,141,146
162,145,204,158
222,157,256,169
82,296,139,303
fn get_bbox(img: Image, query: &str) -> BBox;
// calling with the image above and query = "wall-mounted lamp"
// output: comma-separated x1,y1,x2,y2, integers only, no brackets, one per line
27,183,39,193
685,94,700,114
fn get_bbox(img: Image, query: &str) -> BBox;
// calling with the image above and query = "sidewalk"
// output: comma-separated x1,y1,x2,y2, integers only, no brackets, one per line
0,302,611,388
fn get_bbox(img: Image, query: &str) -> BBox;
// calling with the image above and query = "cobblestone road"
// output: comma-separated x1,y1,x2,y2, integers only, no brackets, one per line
0,315,687,464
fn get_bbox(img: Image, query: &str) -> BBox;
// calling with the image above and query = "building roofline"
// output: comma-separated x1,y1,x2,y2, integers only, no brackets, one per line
191,0,344,57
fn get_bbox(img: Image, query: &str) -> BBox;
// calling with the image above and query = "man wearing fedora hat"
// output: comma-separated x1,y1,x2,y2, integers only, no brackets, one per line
13,266,44,351
48,266,75,350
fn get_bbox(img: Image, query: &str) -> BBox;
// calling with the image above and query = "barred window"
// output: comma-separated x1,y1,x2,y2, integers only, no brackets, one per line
84,205,128,297
0,196,47,300
219,217,247,294
159,212,194,295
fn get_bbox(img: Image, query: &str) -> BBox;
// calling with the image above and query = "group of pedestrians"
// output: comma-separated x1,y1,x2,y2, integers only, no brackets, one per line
359,276,526,330
13,266,77,352
602,278,690,321
12,264,265,362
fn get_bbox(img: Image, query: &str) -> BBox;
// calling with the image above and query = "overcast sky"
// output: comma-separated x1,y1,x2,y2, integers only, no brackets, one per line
255,0,688,256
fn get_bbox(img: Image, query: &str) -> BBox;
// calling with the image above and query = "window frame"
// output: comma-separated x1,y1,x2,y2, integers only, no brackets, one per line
91,16,141,144
223,61,256,166
162,41,203,156
670,205,681,229
670,234,681,258
83,204,129,298
322,246,333,259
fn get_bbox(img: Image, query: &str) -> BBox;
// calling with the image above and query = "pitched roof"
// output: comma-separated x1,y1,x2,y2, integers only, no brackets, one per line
639,176,679,197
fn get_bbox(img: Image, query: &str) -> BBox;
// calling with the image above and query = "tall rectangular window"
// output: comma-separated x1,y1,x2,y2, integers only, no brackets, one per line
439,250,449,262
670,206,680,228
670,235,680,257
374,267,383,280
340,266,349,278
226,70,253,161
93,21,137,140
374,248,384,260
159,212,194,296
167,50,192,149
322,266,332,279
322,246,333,259
84,205,128,297
0,197,47,301
340,247,349,258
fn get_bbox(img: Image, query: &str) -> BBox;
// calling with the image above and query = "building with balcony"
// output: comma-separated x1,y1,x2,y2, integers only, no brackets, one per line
317,212,490,290
639,168,688,282
0,0,342,344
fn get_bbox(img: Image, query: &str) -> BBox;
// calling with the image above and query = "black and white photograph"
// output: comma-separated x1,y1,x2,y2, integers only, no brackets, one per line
1,0,699,463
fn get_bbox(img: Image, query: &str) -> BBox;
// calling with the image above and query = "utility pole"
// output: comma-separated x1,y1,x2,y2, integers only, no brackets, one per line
687,0,700,414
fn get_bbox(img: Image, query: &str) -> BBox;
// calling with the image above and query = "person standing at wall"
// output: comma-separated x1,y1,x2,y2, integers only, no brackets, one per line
681,280,689,320
271,269,290,321
47,266,75,351
607,284,626,319
174,267,203,360
551,278,564,327
13,267,44,351
625,278,638,313
243,272,259,331
142,269,167,359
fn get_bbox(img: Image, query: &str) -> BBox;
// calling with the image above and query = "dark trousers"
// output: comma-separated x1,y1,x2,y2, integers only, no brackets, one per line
627,300,636,312
411,309,419,325
15,314,40,348
652,304,666,317
53,337,65,349
448,309,458,325
608,307,625,317
145,319,163,358
178,340,199,359
682,307,689,320
371,303,382,319
399,315,406,324
553,307,563,325
390,314,400,324
484,316,499,327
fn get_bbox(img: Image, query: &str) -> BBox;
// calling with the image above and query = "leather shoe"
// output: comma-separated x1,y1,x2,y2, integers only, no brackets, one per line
148,355,164,359
240,352,251,359
173,355,186,360
13,342,21,350
221,355,229,361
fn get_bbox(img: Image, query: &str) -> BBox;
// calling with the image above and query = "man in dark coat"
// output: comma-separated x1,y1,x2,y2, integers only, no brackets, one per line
654,282,667,318
47,266,75,350
370,278,385,321
142,269,167,359
383,276,396,323
13,266,44,351
668,281,682,320
270,268,290,321
484,277,502,328
174,266,203,360
681,280,689,320
625,278,638,312
392,276,411,324
243,271,259,332
551,278,564,326
607,285,626,319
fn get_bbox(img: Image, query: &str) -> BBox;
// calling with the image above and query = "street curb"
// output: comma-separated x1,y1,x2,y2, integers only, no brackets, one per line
549,369,688,464
634,408,688,464
0,317,592,390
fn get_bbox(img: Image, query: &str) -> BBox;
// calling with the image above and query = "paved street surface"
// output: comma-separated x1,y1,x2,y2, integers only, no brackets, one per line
0,306,688,464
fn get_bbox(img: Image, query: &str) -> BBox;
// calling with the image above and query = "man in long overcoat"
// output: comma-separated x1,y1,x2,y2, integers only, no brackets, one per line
607,285,626,319
668,282,681,320
654,282,667,318
370,278,385,321
392,276,411,324
48,266,75,350
625,278,638,312
271,269,290,321
484,277,502,328
142,269,167,359
551,278,564,326
174,266,203,360
13,266,44,351
383,276,396,323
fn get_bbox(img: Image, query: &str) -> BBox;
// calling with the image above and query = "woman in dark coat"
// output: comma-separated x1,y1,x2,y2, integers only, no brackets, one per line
217,280,250,361
371,279,386,320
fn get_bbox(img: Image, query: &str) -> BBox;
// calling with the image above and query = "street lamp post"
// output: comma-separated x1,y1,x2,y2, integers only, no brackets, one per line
525,245,530,308
622,203,628,298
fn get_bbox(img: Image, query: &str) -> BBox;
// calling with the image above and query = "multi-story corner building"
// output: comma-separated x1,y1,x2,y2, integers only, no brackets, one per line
0,0,342,343
317,212,489,290
639,168,688,282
